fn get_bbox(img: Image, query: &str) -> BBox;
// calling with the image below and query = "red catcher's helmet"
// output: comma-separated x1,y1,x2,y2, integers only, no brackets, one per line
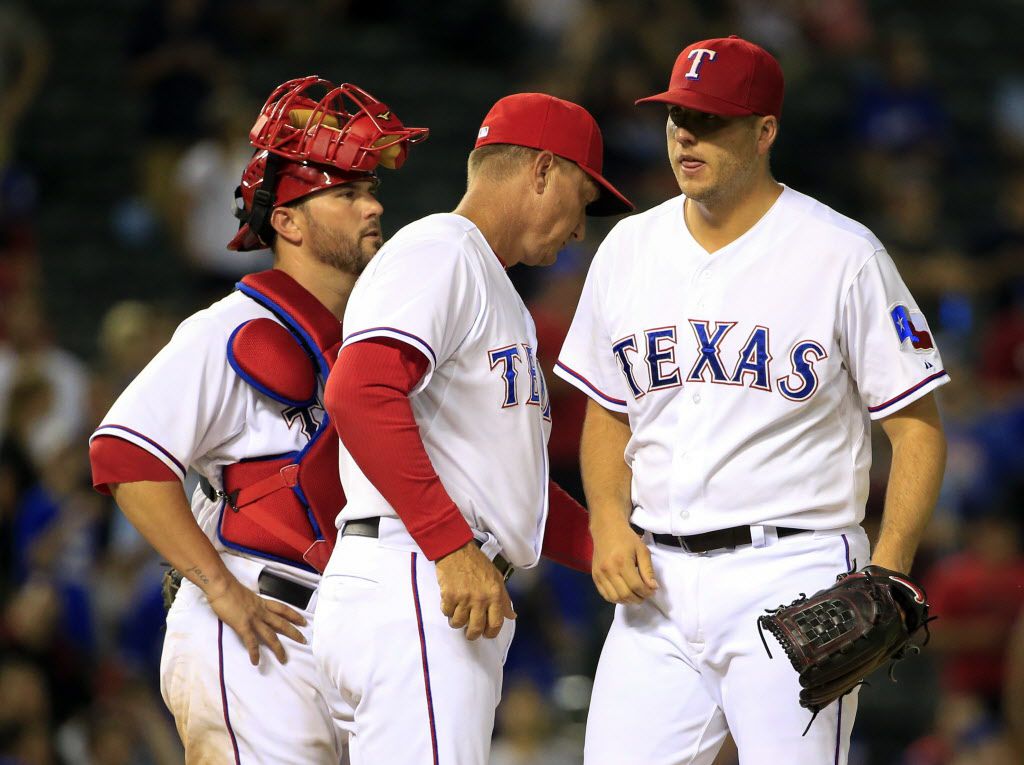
228,76,429,252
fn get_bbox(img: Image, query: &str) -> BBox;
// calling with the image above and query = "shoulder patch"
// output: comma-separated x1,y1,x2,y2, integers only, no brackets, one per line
227,318,317,406
889,304,935,353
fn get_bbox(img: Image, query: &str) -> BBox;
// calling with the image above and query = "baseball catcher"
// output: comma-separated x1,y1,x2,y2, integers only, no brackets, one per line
757,564,934,731
89,75,426,762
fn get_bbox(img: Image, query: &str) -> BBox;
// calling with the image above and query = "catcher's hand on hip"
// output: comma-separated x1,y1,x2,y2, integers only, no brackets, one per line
206,576,307,666
591,519,659,604
435,542,516,641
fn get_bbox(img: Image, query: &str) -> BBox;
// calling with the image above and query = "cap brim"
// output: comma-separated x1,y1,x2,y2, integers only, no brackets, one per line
635,89,755,117
580,165,634,217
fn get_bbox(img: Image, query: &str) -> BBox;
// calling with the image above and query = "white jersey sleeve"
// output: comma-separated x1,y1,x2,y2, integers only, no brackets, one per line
555,245,631,413
841,248,950,419
342,234,483,393
92,314,244,480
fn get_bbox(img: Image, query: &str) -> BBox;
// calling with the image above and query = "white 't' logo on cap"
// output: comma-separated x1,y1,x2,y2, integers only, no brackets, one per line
685,48,717,80
478,126,490,138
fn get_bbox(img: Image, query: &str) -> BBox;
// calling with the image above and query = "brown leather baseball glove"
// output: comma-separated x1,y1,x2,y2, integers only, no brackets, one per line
161,567,183,611
757,565,933,731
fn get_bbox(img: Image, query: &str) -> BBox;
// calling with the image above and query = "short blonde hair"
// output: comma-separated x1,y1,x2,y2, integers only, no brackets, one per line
466,144,542,182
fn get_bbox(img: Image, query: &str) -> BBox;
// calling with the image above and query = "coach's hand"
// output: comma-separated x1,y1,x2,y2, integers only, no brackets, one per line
591,519,658,604
435,542,516,641
206,576,307,665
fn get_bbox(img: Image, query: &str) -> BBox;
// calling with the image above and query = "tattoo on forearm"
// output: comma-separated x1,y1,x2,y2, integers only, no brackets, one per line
186,566,210,586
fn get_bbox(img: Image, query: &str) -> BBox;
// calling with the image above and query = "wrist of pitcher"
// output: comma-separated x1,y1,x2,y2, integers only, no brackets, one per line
869,543,917,574
588,502,635,536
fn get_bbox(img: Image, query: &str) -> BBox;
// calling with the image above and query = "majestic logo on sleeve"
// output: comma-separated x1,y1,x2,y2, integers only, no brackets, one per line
612,319,828,404
488,343,551,420
890,304,934,353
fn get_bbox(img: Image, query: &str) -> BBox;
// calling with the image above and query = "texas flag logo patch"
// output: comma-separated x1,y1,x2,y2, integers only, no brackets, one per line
890,304,934,352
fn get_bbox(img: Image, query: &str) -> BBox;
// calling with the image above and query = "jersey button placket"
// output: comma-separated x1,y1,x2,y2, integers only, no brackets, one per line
694,268,712,309
670,442,694,532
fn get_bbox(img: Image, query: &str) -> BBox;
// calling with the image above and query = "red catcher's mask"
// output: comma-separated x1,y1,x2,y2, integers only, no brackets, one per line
229,77,429,252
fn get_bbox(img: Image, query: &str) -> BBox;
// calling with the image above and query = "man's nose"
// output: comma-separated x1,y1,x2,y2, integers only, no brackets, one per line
672,122,697,145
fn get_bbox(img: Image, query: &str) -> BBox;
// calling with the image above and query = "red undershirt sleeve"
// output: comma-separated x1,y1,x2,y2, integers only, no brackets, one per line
325,337,474,560
89,436,180,495
542,481,593,573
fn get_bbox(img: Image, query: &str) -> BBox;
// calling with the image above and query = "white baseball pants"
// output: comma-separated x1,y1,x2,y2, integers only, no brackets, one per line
313,533,515,765
584,525,870,765
160,555,342,764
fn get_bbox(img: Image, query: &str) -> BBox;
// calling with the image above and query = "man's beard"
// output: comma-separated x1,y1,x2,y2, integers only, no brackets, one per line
306,216,381,276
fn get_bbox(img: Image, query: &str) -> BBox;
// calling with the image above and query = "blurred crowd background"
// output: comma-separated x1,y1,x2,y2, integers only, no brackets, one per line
1,1,1023,763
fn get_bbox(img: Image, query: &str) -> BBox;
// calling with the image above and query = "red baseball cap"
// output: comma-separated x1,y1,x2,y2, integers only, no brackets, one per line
474,93,633,216
636,36,784,118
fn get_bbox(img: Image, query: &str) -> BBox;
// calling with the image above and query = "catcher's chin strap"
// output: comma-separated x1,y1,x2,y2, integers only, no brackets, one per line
234,152,282,246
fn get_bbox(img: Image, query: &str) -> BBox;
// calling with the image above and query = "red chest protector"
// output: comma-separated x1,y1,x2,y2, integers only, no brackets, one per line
215,270,343,573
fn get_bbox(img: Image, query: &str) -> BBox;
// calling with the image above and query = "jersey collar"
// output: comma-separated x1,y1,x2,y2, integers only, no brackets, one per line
239,269,342,353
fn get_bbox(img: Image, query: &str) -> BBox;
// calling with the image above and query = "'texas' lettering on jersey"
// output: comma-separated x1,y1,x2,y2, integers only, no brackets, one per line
612,320,828,403
488,343,552,420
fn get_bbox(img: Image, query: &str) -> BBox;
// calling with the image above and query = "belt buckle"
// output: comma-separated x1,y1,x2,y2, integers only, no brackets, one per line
675,535,692,553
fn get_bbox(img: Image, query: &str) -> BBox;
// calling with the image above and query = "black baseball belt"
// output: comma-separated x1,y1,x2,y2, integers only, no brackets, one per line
342,517,515,582
631,523,807,554
257,570,315,610
161,567,314,612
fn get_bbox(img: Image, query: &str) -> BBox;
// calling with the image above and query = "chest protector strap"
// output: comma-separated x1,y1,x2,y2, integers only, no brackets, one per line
216,273,343,573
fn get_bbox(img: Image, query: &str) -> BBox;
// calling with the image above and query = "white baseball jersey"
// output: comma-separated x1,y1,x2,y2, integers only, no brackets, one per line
91,277,342,763
557,185,949,535
334,212,552,569
92,290,327,581
315,213,550,764
562,185,947,765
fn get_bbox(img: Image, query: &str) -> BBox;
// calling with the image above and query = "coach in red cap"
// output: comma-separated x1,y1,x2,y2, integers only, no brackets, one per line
475,92,633,217
313,93,631,763
558,34,948,765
